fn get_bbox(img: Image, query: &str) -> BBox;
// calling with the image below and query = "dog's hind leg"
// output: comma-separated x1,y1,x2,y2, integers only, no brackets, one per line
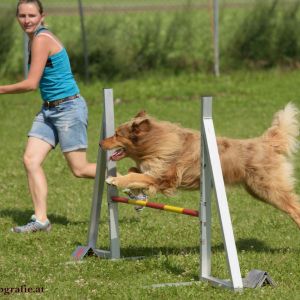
268,190,300,228
244,178,300,229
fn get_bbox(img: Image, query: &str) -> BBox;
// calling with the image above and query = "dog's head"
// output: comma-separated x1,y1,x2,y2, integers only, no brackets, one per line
100,111,152,161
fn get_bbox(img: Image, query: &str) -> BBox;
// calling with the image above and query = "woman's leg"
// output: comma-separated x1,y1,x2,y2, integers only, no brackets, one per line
23,137,53,222
63,149,96,178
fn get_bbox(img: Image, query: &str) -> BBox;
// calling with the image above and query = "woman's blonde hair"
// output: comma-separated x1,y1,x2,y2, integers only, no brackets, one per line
16,0,45,25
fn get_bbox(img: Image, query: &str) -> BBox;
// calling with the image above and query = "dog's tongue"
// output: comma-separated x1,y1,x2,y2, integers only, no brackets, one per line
110,149,125,161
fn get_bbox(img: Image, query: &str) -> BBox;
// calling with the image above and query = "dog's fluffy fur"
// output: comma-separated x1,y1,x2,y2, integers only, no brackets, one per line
100,103,300,228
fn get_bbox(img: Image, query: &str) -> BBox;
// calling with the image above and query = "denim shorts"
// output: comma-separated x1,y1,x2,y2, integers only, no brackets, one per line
28,96,88,152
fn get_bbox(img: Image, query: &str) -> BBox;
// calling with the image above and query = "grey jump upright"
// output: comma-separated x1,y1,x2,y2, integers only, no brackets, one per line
72,88,121,260
200,96,243,290
200,97,275,290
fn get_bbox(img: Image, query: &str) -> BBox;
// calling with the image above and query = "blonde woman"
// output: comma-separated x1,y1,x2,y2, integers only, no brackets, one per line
0,0,96,233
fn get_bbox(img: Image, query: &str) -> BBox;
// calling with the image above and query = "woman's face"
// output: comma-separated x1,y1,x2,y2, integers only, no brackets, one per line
17,3,44,36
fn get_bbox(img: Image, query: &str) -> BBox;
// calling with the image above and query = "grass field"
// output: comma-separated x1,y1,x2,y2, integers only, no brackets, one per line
0,69,300,299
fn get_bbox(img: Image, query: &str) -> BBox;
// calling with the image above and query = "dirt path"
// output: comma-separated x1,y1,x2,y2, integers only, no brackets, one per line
3,1,295,16
40,2,255,15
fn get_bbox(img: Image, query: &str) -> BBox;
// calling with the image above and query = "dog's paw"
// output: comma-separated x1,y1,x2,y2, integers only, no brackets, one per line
106,176,117,186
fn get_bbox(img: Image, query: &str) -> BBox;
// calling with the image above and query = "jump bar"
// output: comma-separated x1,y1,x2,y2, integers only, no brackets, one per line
111,196,199,217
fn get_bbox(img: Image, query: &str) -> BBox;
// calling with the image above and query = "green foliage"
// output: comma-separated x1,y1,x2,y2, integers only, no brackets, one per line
0,7,15,73
227,0,300,69
68,4,205,80
227,0,279,68
273,1,300,66
3,1,300,79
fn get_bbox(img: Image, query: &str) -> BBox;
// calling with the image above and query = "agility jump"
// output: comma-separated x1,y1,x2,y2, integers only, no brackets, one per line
111,196,199,217
72,89,273,291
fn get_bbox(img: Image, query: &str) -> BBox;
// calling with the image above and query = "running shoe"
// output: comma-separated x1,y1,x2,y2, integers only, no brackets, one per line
11,218,51,233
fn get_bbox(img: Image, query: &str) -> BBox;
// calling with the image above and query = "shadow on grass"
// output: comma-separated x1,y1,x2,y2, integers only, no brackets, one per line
0,208,139,227
0,208,76,225
214,238,300,254
120,245,199,258
77,237,300,260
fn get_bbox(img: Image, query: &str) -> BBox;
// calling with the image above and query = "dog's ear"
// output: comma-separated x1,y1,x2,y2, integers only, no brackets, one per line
131,119,151,135
134,110,147,118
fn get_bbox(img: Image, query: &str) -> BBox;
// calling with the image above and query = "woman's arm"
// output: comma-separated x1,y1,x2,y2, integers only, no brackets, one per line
0,35,50,94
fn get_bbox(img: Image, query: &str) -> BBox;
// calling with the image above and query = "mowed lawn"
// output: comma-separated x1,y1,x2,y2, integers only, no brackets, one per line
0,69,300,299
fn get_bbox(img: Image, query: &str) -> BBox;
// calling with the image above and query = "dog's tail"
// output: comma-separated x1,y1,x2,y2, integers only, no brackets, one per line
264,103,300,156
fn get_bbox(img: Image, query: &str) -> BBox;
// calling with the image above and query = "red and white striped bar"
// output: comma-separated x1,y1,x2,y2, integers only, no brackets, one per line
111,196,199,217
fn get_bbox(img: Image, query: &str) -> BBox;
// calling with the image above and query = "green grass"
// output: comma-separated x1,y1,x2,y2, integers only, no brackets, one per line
0,69,300,299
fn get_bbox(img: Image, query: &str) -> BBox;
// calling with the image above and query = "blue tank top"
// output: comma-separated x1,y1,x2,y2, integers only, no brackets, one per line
28,27,80,101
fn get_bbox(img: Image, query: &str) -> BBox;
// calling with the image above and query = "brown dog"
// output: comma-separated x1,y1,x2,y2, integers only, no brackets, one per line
100,103,300,228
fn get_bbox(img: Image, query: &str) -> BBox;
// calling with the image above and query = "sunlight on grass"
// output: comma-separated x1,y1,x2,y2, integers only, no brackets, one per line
1,69,300,298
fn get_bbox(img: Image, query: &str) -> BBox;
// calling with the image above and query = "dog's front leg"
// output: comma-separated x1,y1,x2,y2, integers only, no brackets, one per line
106,173,156,190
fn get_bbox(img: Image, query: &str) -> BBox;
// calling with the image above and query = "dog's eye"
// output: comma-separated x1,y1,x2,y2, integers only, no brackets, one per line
116,129,127,137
